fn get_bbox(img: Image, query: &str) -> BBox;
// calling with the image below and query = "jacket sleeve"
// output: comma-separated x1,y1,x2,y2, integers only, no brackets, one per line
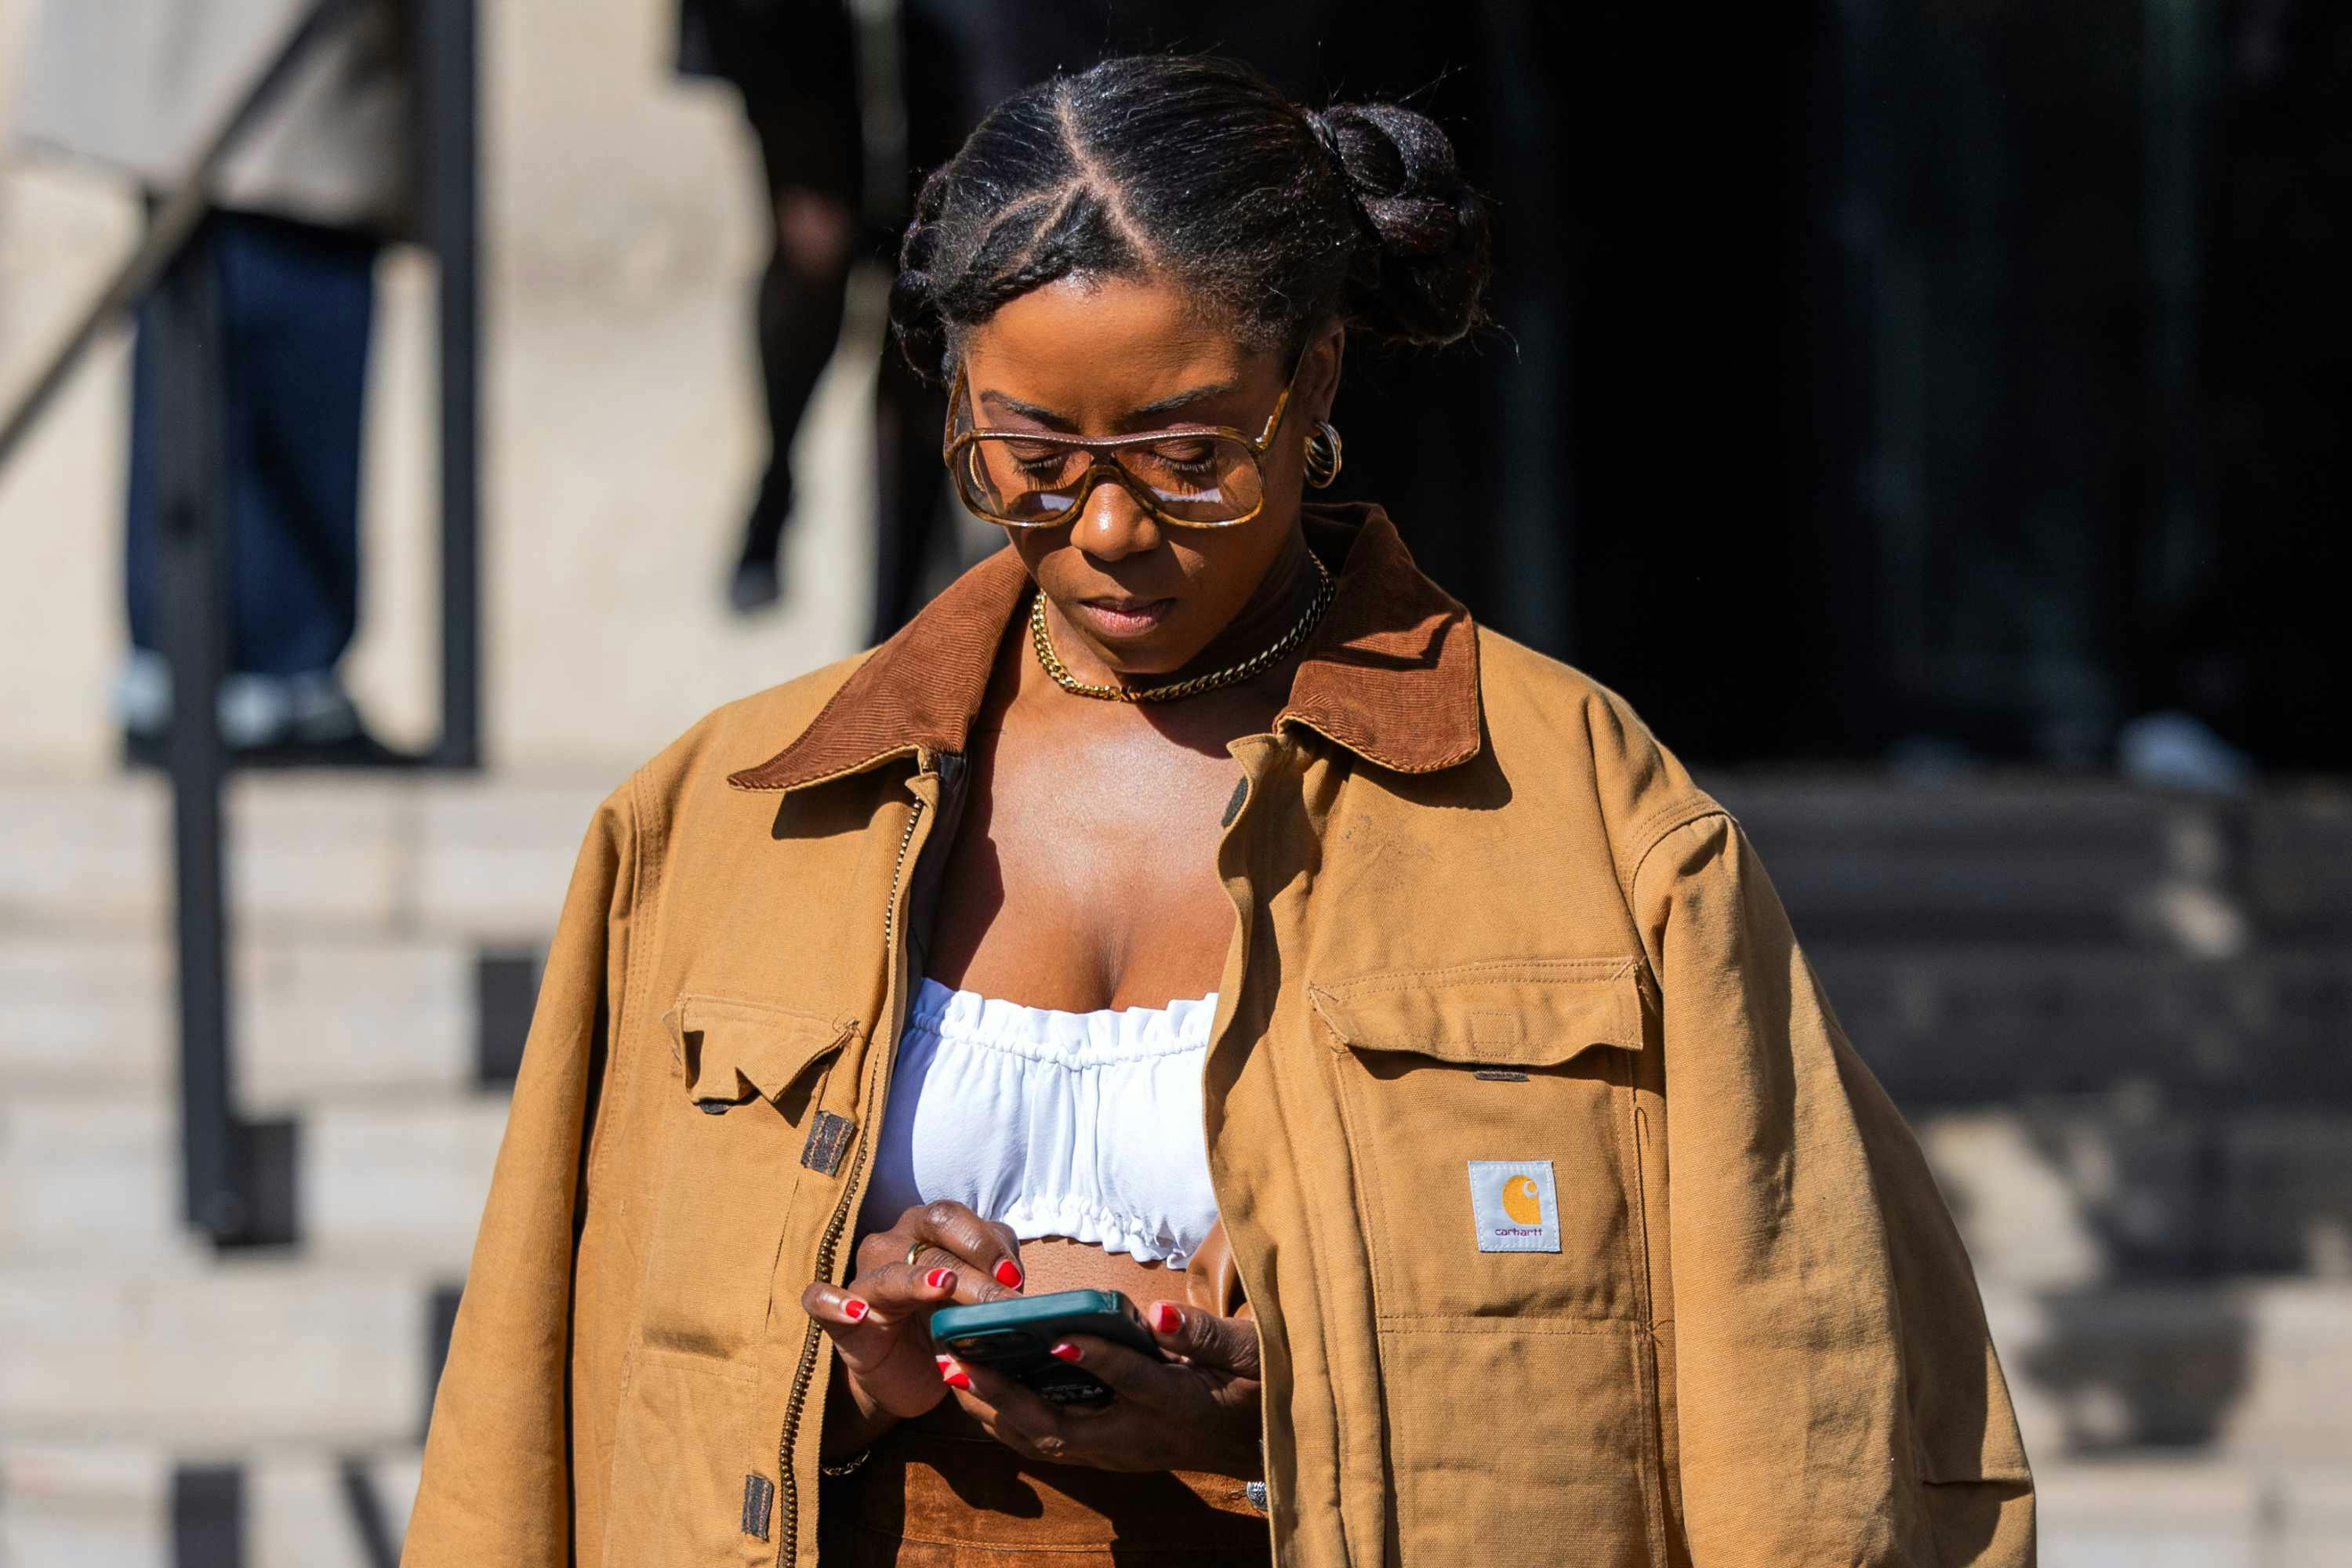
403,783,641,1565
1632,811,2034,1566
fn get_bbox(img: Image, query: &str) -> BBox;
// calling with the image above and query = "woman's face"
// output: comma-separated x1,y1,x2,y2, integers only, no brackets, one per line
957,274,1340,677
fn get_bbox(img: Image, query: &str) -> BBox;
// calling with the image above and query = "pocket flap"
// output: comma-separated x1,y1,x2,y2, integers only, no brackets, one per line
1308,957,1646,1068
664,994,855,1103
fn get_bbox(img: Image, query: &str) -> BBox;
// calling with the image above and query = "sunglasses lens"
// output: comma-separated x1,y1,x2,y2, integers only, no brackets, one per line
956,435,1261,527
960,441,1088,524
1116,437,1262,524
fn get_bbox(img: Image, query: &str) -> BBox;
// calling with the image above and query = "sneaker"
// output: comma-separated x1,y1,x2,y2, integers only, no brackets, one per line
118,654,416,769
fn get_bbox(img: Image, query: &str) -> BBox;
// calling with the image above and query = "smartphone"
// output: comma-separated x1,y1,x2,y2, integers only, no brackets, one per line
928,1287,1165,1408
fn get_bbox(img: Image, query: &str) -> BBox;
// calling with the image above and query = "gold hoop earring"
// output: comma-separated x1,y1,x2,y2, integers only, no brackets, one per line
1303,420,1344,488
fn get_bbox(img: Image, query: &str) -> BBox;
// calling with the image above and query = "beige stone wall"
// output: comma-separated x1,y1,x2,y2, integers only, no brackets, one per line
0,0,875,777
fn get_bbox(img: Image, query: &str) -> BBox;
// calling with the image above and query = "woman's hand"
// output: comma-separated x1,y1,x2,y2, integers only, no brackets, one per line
800,1200,1027,1425
936,1301,1264,1478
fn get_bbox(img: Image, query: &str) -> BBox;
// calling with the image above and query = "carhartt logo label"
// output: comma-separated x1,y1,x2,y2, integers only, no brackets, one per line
1468,1160,1560,1253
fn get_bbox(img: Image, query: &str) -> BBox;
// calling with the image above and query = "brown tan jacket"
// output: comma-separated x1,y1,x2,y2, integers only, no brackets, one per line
405,505,2034,1567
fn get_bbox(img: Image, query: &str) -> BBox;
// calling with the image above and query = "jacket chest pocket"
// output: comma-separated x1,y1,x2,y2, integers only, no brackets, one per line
1310,958,1649,1323
635,994,855,1360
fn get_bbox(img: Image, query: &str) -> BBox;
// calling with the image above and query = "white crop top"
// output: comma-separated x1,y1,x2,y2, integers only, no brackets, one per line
858,978,1221,1267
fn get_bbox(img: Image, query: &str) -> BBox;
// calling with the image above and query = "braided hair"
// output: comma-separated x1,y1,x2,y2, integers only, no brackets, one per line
891,55,1491,380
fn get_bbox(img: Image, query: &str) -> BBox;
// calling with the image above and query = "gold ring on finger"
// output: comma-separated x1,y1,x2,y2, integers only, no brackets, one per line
905,1240,926,1269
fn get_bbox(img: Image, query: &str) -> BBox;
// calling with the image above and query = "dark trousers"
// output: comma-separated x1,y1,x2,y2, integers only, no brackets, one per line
737,111,856,570
125,210,376,677
694,0,864,572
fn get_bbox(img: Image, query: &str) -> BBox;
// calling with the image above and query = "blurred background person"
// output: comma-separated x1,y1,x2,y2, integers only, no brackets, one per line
681,0,863,615
10,0,412,762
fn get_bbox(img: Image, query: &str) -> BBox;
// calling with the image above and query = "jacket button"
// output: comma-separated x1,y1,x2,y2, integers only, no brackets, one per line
696,1099,731,1116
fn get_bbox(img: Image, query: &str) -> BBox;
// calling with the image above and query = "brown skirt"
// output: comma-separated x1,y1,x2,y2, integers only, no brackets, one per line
825,1427,1272,1566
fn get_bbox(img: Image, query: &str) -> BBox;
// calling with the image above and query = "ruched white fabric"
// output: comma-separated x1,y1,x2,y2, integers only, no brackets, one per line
858,978,1221,1268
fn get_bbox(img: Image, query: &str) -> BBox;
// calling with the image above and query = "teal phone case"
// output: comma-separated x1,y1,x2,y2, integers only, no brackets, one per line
929,1288,1163,1407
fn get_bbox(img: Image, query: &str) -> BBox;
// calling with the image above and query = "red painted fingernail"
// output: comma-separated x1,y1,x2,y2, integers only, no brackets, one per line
1152,1302,1182,1335
994,1259,1024,1289
1048,1341,1081,1363
925,1268,954,1290
843,1298,869,1322
936,1356,971,1390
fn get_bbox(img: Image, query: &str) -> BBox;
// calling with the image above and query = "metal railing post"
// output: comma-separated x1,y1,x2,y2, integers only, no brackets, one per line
418,0,483,770
151,225,241,1241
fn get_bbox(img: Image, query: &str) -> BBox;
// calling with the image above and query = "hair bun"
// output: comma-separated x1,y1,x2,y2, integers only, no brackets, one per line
1311,102,1491,347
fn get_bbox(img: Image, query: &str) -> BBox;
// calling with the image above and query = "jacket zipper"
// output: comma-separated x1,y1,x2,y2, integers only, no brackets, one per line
1207,759,1284,1563
775,785,928,1557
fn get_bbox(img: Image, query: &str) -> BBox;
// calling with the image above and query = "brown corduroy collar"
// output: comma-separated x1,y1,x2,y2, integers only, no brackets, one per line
727,502,1480,793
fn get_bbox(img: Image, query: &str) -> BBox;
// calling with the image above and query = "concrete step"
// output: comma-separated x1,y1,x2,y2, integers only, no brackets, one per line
2032,1458,2352,1567
1985,1281,2352,1461
3,1095,505,1270
0,1098,189,1264
0,1441,422,1568
0,935,478,1109
0,1442,172,1568
0,1262,434,1451
0,775,607,940
1922,1104,2352,1284
1711,777,2352,949
1721,778,2179,946
2246,794,2352,943
304,1099,508,1272
1817,946,2352,1109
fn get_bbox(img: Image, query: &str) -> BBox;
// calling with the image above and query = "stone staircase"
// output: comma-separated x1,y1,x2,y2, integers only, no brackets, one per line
1721,777,2352,1565
2,774,597,1565
3,770,2348,1564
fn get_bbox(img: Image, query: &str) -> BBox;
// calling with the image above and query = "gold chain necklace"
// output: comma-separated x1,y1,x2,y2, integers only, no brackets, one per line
1030,553,1335,703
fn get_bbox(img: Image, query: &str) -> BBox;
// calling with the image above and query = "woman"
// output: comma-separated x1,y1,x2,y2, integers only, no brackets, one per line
405,56,2034,1568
